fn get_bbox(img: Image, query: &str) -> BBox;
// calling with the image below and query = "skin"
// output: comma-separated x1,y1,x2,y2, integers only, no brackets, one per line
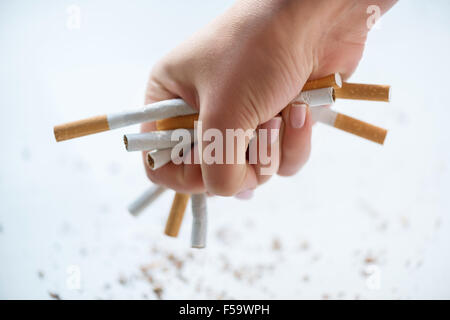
142,0,397,197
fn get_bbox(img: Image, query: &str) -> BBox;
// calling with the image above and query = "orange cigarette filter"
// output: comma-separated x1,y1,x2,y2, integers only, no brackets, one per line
53,99,196,142
334,113,387,145
302,73,342,91
156,114,199,131
164,192,190,237
54,115,110,142
335,83,391,102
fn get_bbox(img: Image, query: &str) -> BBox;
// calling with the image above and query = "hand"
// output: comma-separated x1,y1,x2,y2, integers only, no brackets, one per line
142,0,396,196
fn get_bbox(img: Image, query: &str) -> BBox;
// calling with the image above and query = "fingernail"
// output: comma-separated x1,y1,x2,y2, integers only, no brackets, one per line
260,117,282,144
235,189,254,200
290,103,307,129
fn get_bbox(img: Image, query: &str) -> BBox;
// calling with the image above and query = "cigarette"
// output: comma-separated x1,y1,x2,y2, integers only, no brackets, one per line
53,99,196,142
127,185,167,216
302,73,342,91
190,193,207,249
123,129,195,152
165,192,190,237
148,87,334,131
292,87,335,106
147,148,174,170
147,87,335,133
335,83,391,102
311,107,387,145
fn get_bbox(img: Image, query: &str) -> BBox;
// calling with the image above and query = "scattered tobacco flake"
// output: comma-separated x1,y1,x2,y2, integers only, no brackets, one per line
364,255,377,264
37,270,45,279
49,292,61,300
222,261,230,272
322,294,330,300
167,253,184,270
299,241,310,251
216,291,227,300
118,274,128,286
302,275,310,283
140,266,154,284
233,269,243,280
153,286,163,300
272,238,282,251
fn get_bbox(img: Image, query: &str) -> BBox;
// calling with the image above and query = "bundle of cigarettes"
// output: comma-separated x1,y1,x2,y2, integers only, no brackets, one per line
53,73,390,249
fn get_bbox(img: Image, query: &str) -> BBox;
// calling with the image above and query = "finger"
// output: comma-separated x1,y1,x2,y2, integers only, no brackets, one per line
141,67,204,193
278,103,312,176
235,189,254,200
251,117,282,185
198,100,258,196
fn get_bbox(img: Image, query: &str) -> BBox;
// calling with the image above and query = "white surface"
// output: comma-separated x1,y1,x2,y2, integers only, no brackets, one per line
0,0,450,299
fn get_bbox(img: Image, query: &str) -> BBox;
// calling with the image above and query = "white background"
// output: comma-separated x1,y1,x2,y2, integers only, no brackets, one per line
0,0,449,299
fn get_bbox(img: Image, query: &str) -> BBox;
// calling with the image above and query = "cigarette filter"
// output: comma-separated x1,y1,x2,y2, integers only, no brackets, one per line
302,73,342,91
123,129,195,152
156,114,199,131
54,99,196,142
292,87,335,106
335,83,391,102
147,148,174,170
165,193,190,237
191,193,207,249
311,107,387,145
127,185,167,216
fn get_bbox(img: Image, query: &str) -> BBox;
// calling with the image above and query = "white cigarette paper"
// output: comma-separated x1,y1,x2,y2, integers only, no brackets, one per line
191,193,207,249
127,185,167,216
147,148,173,170
124,129,196,152
310,106,337,125
293,87,335,106
107,99,196,129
